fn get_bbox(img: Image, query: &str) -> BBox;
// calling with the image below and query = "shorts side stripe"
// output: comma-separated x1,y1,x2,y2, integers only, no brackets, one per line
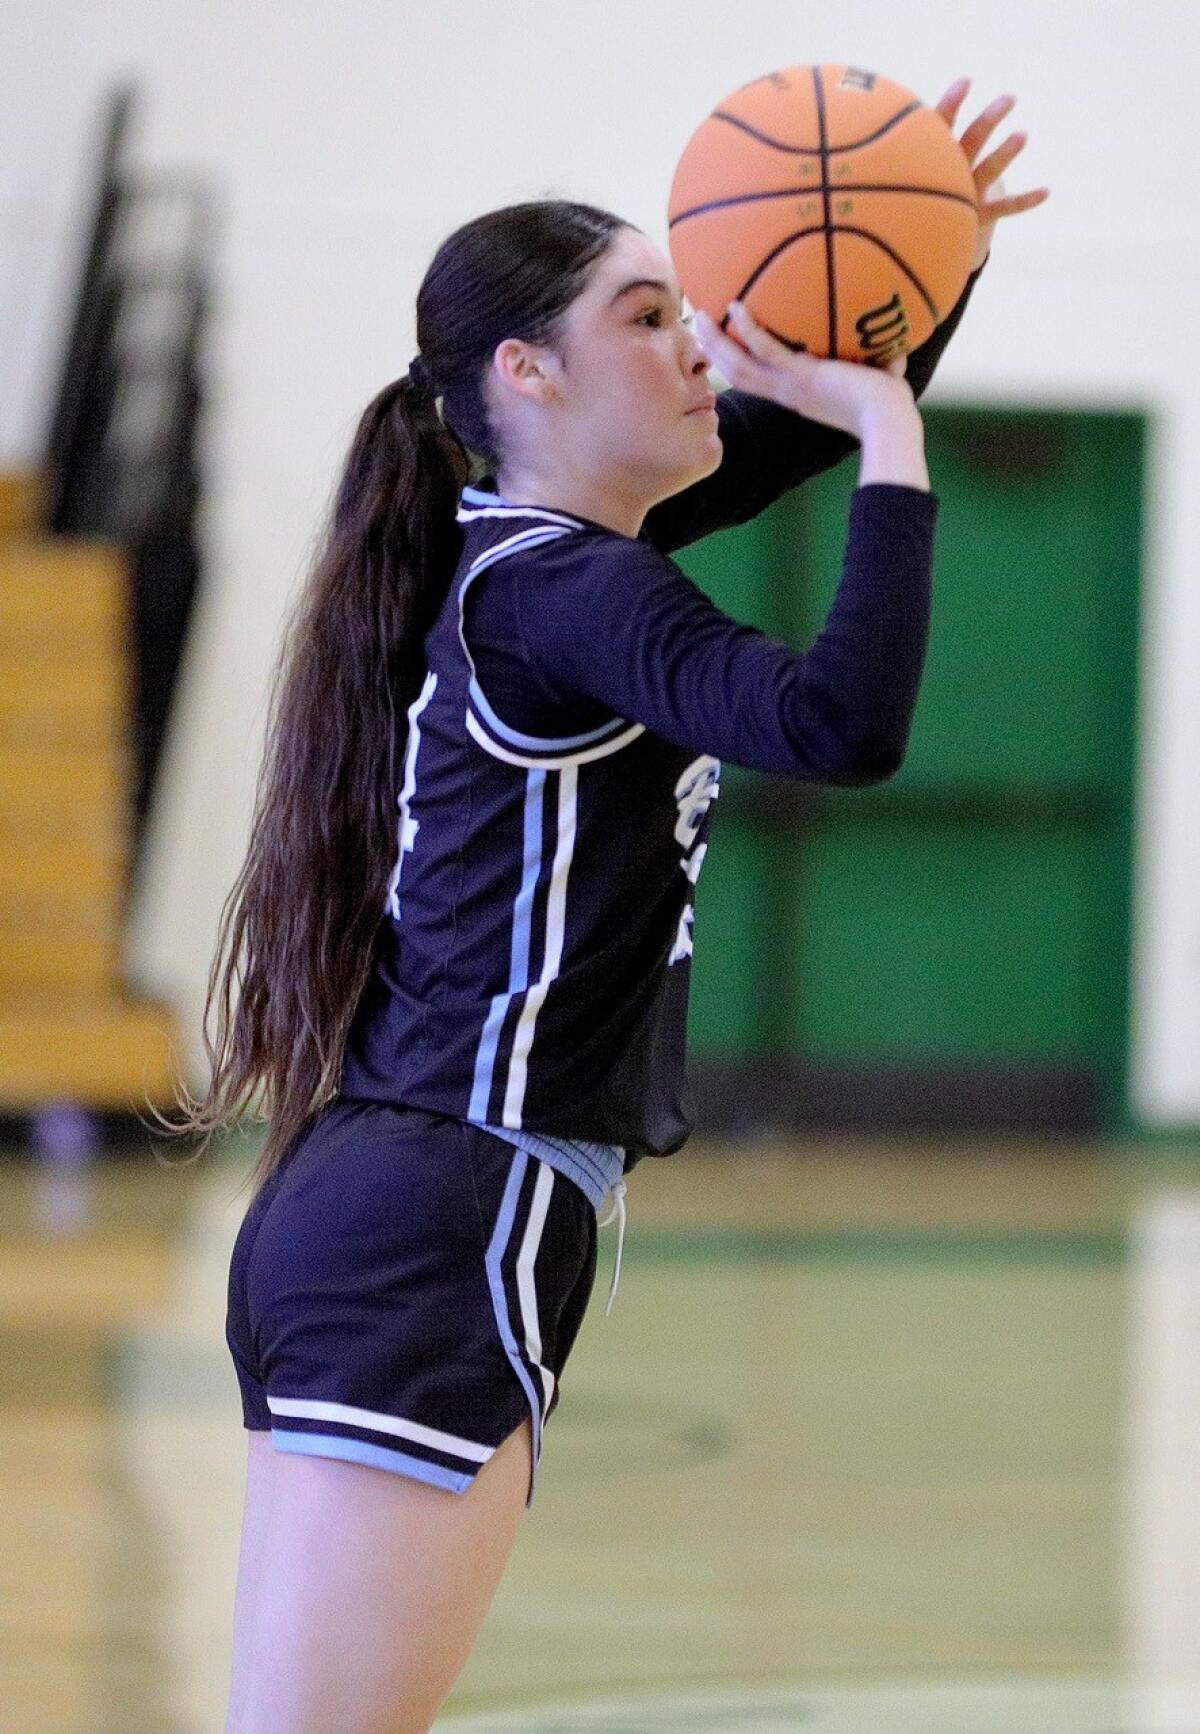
266,1395,494,1465
516,1161,557,1415
270,1430,474,1494
483,1147,548,1506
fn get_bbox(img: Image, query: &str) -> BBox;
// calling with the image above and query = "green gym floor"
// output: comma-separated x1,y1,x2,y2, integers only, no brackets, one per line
4,1128,1200,1732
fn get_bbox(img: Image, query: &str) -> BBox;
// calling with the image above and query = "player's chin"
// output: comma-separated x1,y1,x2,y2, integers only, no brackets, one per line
648,424,721,496
684,419,723,474
680,406,721,441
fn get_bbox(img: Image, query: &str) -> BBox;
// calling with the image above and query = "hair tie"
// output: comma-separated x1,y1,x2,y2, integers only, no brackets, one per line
407,353,436,402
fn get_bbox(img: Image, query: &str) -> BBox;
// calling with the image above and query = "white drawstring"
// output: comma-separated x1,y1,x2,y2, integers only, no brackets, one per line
597,1177,627,1316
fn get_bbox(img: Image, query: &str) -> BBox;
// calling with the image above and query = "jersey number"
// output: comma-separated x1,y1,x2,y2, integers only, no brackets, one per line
668,753,721,963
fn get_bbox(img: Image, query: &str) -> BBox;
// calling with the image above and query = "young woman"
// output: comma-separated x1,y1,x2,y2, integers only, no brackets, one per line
174,76,1046,1734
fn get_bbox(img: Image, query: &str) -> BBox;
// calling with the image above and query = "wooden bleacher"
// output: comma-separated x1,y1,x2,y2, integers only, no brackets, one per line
0,467,180,1115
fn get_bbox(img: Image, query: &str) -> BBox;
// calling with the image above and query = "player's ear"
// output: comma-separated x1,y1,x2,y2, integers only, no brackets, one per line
492,339,561,406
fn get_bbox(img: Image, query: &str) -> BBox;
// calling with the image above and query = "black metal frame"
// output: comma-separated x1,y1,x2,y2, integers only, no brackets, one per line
40,81,217,868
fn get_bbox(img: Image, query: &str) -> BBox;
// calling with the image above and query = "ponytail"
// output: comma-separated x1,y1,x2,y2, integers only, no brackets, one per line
148,198,626,1201
147,371,467,1201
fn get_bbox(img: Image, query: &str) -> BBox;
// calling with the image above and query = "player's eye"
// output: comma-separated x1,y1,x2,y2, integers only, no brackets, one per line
637,307,693,328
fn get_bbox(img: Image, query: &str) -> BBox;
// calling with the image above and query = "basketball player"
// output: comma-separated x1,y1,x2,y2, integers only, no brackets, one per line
201,76,1046,1734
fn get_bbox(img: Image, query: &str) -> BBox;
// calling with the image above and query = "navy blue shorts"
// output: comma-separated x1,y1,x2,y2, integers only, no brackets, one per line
225,1099,598,1507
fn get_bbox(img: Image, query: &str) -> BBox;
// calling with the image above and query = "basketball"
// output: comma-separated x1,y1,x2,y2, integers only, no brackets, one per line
667,63,980,364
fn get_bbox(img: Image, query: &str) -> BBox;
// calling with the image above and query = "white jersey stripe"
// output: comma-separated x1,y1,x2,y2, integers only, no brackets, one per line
468,767,546,1120
458,486,585,531
385,668,437,920
462,523,573,576
502,765,577,1127
465,707,645,769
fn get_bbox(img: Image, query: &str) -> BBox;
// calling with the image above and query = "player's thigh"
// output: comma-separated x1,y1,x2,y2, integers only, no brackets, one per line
236,1428,277,1599
226,1430,278,1732
236,1414,533,1734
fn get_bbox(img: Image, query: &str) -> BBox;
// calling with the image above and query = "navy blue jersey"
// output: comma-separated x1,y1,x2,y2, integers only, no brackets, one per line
340,265,984,1166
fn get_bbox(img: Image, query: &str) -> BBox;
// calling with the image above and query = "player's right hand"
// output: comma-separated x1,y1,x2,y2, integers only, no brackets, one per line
694,300,919,439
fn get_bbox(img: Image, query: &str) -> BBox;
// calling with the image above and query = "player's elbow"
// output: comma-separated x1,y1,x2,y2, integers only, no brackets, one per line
782,678,915,786
855,744,907,784
822,734,908,786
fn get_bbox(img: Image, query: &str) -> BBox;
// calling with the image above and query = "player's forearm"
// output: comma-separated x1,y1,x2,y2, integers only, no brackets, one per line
902,258,986,401
856,400,929,490
785,482,937,784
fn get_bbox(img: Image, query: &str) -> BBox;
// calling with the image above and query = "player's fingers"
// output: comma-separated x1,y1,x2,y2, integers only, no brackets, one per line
957,93,1017,165
694,306,746,368
726,299,803,367
694,308,781,392
980,186,1051,220
932,76,970,126
717,305,801,379
974,130,1028,192
717,303,809,392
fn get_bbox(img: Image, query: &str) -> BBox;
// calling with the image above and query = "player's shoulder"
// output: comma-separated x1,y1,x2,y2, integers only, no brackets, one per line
458,482,586,526
455,484,593,563
456,484,673,576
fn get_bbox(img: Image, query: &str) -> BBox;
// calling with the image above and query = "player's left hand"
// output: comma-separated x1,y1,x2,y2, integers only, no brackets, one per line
934,77,1050,270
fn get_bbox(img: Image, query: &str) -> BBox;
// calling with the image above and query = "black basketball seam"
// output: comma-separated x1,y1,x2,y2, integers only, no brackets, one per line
813,67,836,358
708,99,923,157
668,183,977,228
828,182,974,205
710,220,950,348
718,225,828,336
833,225,939,320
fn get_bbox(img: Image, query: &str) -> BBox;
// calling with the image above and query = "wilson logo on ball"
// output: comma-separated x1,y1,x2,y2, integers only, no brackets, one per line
856,293,910,362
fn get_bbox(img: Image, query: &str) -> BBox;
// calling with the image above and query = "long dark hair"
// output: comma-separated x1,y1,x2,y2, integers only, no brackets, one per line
148,198,627,1203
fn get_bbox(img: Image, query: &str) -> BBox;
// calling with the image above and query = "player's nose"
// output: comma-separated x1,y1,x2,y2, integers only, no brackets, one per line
683,327,711,373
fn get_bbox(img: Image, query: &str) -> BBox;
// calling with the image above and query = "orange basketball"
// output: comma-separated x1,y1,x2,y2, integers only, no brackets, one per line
668,63,979,364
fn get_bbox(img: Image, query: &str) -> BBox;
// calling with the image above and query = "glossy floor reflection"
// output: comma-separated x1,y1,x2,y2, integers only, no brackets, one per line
2,1128,1200,1732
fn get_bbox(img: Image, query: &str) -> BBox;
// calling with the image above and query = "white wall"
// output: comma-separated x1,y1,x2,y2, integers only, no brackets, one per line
4,0,1198,1122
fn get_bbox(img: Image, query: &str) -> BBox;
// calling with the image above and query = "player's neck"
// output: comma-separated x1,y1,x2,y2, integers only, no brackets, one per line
491,465,647,541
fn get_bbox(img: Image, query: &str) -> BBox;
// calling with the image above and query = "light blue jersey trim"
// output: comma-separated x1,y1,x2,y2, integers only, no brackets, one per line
270,1429,473,1493
457,537,633,756
459,486,584,528
475,1121,625,1212
467,673,626,751
469,769,545,1120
